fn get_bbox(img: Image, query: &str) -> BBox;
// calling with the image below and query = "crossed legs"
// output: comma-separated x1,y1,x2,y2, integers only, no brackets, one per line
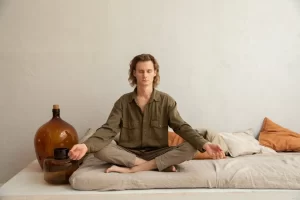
94,141,197,173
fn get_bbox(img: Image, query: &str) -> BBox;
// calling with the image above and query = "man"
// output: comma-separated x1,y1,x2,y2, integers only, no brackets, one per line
69,54,225,173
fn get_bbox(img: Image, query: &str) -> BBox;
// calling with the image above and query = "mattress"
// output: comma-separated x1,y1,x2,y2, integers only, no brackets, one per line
1,157,300,200
70,152,300,191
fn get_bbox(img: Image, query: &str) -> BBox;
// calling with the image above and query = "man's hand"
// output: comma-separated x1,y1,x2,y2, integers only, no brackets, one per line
203,143,226,159
68,144,88,160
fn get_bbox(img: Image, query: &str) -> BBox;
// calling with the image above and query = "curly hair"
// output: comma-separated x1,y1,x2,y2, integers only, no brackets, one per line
128,54,160,88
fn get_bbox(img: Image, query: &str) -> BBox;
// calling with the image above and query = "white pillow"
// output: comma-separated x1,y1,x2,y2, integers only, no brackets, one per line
205,129,229,155
219,129,262,157
260,145,277,154
79,128,96,143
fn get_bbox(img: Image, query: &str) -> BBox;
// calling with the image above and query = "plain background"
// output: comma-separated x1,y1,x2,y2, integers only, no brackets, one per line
0,0,300,184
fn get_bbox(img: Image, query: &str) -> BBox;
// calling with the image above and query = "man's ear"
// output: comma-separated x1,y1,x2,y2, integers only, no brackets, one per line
133,70,136,77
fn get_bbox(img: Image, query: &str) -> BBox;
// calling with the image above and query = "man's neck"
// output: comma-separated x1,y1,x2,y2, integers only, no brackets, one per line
136,85,153,99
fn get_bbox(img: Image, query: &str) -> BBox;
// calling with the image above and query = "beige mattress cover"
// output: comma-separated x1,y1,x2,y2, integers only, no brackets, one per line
69,152,300,191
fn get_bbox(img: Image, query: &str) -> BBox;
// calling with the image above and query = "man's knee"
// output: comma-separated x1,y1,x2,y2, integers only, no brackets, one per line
178,142,197,159
93,142,116,162
93,141,136,167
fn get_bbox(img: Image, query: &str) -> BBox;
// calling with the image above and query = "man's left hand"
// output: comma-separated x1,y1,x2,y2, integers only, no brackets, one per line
203,143,226,159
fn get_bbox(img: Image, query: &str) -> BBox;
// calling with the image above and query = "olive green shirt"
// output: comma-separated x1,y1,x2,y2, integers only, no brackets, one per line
84,88,208,153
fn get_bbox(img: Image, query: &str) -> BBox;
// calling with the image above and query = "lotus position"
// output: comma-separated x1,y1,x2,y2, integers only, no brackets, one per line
69,54,225,173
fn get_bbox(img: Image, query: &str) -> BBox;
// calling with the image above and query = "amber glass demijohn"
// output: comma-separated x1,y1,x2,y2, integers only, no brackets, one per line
34,105,79,169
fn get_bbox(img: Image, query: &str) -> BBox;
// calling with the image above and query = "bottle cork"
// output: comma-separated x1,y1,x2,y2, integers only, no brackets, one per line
53,105,60,109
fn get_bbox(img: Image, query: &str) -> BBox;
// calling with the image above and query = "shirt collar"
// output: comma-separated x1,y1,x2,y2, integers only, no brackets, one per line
130,87,161,103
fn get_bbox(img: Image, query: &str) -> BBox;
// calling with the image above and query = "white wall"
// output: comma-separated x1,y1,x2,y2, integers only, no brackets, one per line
1,0,300,184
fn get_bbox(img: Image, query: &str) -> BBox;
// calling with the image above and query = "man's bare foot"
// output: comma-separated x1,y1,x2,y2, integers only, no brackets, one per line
162,165,177,172
105,165,131,173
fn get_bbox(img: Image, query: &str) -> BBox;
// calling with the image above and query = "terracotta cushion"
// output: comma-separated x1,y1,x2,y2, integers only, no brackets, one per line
168,131,214,159
258,117,300,152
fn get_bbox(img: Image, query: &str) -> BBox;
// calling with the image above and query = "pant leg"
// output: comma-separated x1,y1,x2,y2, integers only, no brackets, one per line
93,141,136,168
154,142,197,171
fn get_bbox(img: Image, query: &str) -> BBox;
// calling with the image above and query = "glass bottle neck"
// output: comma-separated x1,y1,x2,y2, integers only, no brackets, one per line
52,109,60,118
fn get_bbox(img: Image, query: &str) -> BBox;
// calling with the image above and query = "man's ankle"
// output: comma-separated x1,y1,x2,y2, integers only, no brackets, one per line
134,158,147,166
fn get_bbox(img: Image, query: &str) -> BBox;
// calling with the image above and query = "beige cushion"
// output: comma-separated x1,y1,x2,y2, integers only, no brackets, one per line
219,129,276,157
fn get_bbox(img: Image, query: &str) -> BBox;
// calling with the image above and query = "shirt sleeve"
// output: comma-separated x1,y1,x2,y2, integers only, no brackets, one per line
84,98,122,153
167,96,209,152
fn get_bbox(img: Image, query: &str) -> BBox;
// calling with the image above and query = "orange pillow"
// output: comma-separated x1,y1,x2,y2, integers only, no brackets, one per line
168,131,184,146
258,117,300,152
168,132,213,159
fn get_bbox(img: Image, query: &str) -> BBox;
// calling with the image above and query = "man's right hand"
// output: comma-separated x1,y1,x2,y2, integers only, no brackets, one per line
68,144,88,160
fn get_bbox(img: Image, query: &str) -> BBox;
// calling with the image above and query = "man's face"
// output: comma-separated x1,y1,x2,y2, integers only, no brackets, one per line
134,61,157,87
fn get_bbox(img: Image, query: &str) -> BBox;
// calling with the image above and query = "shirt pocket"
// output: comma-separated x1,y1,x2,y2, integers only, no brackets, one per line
123,121,140,129
150,120,167,128
150,120,168,141
120,121,140,142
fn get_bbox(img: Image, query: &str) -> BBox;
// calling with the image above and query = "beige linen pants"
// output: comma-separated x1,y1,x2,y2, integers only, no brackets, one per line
94,141,197,171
